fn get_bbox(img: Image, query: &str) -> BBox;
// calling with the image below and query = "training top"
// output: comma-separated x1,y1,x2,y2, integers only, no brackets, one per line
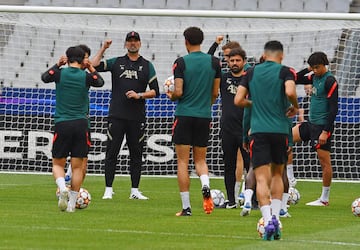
309,71,338,131
173,51,221,118
96,55,159,122
41,65,104,124
220,71,244,135
240,61,296,135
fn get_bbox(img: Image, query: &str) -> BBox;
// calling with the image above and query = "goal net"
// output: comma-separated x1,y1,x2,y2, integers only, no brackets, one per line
0,8,359,180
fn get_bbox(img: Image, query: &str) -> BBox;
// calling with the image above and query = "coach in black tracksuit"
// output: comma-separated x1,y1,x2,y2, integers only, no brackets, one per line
92,31,159,200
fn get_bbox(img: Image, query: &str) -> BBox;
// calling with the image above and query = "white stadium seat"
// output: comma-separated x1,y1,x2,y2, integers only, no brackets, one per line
143,0,166,9
234,0,258,11
303,0,327,12
326,0,351,13
258,0,281,11
212,0,235,11
281,0,304,12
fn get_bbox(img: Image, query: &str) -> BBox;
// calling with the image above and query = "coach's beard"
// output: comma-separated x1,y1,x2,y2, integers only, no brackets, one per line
230,66,242,74
128,47,139,54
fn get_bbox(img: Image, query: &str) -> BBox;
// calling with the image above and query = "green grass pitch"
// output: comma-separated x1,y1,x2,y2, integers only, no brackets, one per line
0,173,360,249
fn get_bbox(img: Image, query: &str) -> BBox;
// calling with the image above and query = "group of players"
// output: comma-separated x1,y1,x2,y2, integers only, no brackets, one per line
42,27,338,241
207,34,338,240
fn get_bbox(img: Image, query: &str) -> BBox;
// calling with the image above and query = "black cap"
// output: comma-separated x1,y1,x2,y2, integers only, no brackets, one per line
125,31,141,41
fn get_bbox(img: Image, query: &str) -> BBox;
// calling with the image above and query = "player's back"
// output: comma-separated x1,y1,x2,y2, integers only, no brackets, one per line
248,61,289,135
175,51,218,118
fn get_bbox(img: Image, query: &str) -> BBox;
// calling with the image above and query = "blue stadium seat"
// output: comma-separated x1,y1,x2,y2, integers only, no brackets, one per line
234,0,258,11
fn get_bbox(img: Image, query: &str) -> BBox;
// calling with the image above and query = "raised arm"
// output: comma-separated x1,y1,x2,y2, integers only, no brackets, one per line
91,39,112,67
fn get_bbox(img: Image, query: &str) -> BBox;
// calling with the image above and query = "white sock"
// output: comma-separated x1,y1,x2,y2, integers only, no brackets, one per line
199,174,210,188
180,191,191,209
271,199,282,220
131,188,139,194
234,181,241,199
281,193,290,211
260,205,272,226
244,189,253,206
68,190,78,209
241,180,246,193
287,164,294,180
320,186,330,202
105,186,113,194
56,177,66,192
65,164,72,178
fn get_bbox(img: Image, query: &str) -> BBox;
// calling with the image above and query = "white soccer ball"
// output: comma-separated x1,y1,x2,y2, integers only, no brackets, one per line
351,197,360,217
76,188,91,209
210,189,225,207
288,187,301,205
257,217,266,238
163,75,174,93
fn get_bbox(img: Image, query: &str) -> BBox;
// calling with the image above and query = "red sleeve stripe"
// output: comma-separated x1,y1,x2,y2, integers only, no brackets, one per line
289,68,297,81
327,81,337,98
172,63,177,73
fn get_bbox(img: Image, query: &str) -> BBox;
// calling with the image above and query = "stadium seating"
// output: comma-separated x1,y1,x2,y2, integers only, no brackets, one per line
303,0,327,12
166,0,189,9
120,0,143,8
212,0,235,11
280,0,304,12
258,0,281,11
100,0,120,8
326,0,352,12
189,0,212,10
143,0,166,9
233,0,257,11
74,0,97,8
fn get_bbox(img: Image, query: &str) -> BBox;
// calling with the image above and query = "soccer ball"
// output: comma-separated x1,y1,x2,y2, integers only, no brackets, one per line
163,75,174,93
288,187,301,205
210,189,225,207
76,188,91,209
256,217,283,238
351,198,360,217
257,217,266,238
56,186,91,209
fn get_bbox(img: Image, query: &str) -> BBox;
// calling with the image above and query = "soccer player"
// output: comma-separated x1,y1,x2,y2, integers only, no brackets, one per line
234,40,298,240
41,45,104,212
167,27,221,216
91,31,160,200
219,47,249,209
65,44,93,185
208,36,251,206
293,52,338,206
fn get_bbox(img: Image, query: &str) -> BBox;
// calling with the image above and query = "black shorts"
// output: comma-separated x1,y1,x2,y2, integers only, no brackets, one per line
172,116,211,147
250,133,288,169
299,122,332,151
52,119,90,158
